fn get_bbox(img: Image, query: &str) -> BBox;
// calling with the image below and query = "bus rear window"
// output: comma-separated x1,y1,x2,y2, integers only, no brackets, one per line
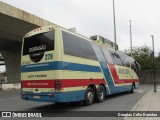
23,30,54,55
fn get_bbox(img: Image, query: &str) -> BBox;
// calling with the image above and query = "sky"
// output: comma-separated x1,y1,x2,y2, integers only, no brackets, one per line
0,0,160,52
1,0,160,53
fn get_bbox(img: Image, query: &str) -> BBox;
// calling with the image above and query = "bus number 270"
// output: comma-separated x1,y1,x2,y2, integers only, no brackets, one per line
45,54,53,60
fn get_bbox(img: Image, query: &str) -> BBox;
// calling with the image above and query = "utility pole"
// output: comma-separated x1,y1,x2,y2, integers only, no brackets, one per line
151,35,156,92
129,20,133,57
113,0,117,51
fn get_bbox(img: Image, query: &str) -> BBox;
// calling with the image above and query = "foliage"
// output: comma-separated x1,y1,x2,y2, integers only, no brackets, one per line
155,54,160,72
124,45,154,70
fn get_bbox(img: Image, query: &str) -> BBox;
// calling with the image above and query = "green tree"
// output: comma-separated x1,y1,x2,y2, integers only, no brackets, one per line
125,45,152,70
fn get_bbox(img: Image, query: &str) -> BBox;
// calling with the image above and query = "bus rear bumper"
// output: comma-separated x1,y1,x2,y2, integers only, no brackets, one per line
21,90,85,103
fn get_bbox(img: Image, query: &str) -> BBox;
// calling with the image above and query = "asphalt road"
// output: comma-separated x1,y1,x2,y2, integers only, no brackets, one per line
0,85,150,120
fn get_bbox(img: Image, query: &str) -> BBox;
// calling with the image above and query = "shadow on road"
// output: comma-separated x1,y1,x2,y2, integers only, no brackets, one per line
26,91,131,112
27,102,83,111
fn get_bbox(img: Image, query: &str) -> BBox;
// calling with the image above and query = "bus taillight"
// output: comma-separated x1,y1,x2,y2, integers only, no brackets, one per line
48,93,54,98
55,80,61,91
49,27,54,30
22,92,26,97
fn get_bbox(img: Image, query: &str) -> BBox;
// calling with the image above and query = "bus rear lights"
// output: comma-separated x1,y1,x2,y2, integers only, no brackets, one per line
22,93,26,97
33,28,43,32
49,27,54,30
49,93,54,98
55,81,61,91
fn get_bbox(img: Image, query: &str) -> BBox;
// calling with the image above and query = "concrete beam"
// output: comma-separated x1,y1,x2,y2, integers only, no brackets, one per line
0,1,63,83
0,1,60,27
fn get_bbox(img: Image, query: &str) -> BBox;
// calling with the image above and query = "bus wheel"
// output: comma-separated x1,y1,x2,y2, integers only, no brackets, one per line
130,84,134,93
95,85,105,103
83,87,94,106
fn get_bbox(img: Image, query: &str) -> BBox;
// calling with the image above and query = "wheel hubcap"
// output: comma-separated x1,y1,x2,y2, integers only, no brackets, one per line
99,89,104,100
87,92,93,102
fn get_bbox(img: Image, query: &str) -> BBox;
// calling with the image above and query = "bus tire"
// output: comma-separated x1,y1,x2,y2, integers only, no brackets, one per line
130,84,134,93
95,85,105,103
83,87,94,106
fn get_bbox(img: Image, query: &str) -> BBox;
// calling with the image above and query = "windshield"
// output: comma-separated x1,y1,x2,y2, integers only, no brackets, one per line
23,30,54,55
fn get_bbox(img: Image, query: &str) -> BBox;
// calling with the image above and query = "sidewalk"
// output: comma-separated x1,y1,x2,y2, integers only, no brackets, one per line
125,85,160,120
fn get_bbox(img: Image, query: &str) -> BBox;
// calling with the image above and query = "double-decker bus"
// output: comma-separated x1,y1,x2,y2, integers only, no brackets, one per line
21,26,139,105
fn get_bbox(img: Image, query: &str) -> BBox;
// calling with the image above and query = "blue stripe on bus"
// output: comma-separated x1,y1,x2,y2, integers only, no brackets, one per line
22,87,111,102
91,44,132,94
22,90,85,102
21,61,101,73
21,85,126,102
21,85,129,102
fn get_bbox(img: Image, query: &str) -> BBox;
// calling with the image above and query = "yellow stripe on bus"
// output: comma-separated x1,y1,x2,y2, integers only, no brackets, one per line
21,70,104,80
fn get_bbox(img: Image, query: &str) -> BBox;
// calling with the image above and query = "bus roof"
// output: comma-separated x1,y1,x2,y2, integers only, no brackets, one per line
24,25,133,59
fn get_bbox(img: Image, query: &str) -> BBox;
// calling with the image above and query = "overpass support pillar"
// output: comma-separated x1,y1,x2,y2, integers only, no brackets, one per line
0,50,21,83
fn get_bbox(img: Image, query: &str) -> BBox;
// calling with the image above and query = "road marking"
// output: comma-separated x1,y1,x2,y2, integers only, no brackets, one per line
135,90,144,93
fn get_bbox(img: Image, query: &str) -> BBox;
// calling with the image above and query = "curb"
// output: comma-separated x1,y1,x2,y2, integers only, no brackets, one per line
130,91,150,111
123,91,149,120
123,89,160,120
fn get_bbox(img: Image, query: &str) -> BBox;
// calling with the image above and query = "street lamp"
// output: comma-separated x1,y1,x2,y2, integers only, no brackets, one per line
129,20,133,57
151,35,156,92
113,0,117,51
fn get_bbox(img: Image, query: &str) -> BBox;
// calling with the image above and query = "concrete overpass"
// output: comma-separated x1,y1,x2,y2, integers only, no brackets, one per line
0,1,61,83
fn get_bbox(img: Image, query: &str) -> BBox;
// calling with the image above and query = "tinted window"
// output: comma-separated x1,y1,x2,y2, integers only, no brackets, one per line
62,31,97,60
117,51,137,71
91,43,106,63
130,57,137,71
86,43,98,60
23,30,54,55
108,49,123,66
101,46,114,64
117,51,130,67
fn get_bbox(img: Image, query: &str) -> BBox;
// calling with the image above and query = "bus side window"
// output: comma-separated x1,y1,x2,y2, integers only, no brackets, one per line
62,31,97,60
86,42,98,60
125,60,130,67
117,51,130,67
108,50,123,66
130,58,137,72
101,46,114,64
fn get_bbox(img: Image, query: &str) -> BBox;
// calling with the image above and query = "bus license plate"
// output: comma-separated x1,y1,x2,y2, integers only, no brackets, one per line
33,96,40,99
